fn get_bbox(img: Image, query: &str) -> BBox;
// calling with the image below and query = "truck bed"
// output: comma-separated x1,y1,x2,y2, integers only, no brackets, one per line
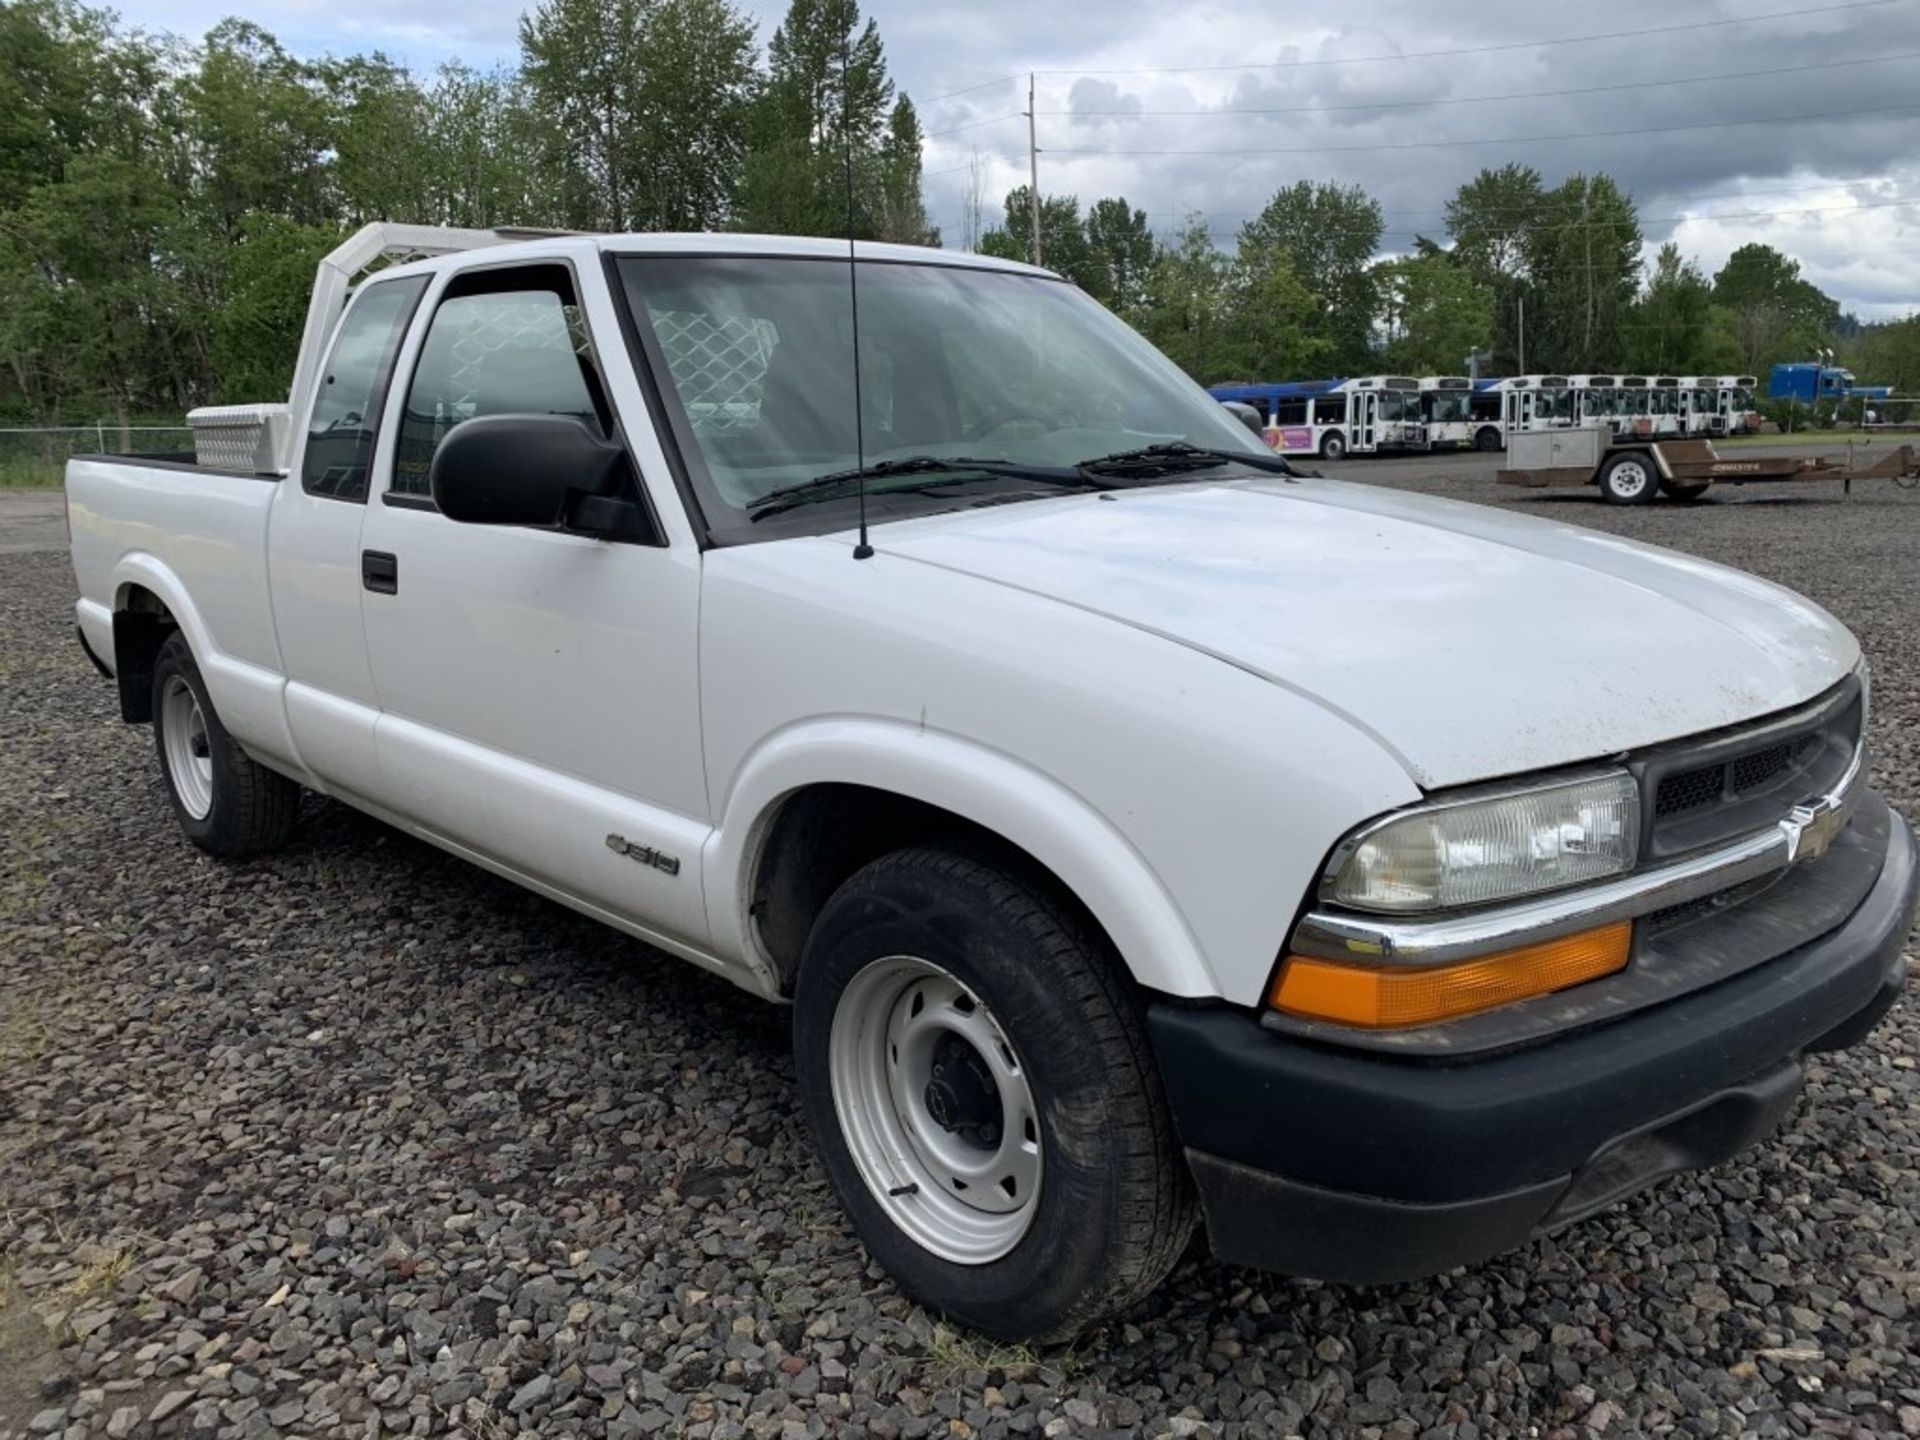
67,454,289,746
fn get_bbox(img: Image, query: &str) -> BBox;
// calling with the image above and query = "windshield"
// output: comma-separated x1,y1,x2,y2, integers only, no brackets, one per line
1427,393,1469,422
1542,389,1574,420
616,256,1267,535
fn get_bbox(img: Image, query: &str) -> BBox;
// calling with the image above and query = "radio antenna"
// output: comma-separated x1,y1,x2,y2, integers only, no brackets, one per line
842,28,873,561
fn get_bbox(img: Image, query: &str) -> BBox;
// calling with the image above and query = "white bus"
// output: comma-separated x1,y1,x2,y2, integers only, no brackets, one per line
1417,376,1476,449
1483,375,1576,434
1209,376,1429,460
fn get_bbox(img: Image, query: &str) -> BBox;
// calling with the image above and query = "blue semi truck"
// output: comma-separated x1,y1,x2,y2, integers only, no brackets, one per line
1770,362,1893,405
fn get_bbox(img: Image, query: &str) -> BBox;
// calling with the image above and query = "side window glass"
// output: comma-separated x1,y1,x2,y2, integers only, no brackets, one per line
301,277,426,501
394,271,608,501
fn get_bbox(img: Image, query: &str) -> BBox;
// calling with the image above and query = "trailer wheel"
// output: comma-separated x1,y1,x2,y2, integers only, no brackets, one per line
1319,430,1347,461
1598,452,1657,505
1660,478,1710,502
1474,425,1504,452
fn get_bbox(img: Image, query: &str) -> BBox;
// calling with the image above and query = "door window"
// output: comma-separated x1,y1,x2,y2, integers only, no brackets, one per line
301,277,427,501
392,266,611,502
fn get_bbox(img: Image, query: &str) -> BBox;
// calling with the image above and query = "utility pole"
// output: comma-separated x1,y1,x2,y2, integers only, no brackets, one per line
1026,72,1043,268
1517,294,1527,374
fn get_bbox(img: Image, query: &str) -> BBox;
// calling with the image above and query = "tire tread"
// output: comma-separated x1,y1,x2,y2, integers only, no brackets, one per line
840,844,1198,1340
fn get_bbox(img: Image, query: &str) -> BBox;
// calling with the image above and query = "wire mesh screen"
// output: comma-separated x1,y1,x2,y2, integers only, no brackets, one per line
648,310,779,434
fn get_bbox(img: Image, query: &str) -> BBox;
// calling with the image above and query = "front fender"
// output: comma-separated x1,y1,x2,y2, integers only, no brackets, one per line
704,717,1219,999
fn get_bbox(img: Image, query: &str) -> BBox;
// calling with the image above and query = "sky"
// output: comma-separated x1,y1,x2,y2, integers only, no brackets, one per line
113,0,1920,319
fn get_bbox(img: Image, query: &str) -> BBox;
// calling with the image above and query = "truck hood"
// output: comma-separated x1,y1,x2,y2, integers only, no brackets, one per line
874,477,1858,788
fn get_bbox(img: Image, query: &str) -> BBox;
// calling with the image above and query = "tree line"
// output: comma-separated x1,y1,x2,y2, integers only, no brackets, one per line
978,166,1919,393
4,0,1915,429
0,0,934,425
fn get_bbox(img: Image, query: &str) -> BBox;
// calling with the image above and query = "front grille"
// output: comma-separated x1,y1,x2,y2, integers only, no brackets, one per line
1638,679,1862,860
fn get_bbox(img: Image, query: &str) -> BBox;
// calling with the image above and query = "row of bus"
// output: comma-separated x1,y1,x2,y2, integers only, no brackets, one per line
1208,374,1764,461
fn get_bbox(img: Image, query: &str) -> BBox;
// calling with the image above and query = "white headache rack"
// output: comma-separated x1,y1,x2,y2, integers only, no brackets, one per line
187,223,569,474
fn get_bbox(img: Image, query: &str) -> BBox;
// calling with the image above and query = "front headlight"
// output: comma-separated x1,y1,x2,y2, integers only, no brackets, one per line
1325,771,1641,913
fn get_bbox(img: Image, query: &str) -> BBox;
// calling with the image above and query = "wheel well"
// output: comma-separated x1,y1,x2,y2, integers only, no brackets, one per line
750,784,1105,996
112,585,176,723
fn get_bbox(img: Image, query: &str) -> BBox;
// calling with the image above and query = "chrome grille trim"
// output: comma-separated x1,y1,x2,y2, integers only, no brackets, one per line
1290,738,1865,969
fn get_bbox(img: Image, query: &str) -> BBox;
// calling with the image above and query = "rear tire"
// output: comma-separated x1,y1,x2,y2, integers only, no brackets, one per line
1319,430,1348,461
793,845,1196,1342
1597,451,1657,505
151,633,299,857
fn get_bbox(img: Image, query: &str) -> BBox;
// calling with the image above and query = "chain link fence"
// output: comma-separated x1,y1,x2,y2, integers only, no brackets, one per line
0,424,194,488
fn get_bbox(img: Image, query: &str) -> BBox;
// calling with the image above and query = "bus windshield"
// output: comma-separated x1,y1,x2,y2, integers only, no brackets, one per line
1427,392,1469,422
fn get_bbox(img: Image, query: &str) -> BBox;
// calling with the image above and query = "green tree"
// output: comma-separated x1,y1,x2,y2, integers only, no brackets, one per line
1443,164,1545,372
417,63,544,228
1374,252,1494,375
1712,243,1841,374
519,0,759,231
1082,196,1154,312
979,187,1092,285
1237,181,1383,370
1622,243,1739,375
1225,244,1332,383
1523,173,1641,371
1847,313,1920,393
736,0,893,236
874,95,936,245
1130,216,1236,382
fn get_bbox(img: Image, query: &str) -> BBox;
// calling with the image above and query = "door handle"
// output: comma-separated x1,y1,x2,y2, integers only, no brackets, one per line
361,550,398,595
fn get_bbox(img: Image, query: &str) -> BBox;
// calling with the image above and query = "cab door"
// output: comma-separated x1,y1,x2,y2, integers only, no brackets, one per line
265,274,428,795
355,259,714,954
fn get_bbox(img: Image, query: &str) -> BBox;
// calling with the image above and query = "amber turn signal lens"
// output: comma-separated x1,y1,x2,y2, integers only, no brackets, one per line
1270,921,1633,1029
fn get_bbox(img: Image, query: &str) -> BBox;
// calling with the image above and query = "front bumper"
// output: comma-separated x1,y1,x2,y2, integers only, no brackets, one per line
1148,801,1916,1285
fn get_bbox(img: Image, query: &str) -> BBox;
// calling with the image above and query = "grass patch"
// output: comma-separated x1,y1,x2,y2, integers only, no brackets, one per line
62,1245,134,1301
919,1323,1054,1389
0,457,65,489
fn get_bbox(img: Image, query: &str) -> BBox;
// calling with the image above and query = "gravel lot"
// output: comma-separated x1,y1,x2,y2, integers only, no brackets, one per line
3,460,1918,1440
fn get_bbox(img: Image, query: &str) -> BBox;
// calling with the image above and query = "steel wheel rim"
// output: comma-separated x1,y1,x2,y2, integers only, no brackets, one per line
1611,461,1649,497
160,674,214,820
828,956,1041,1265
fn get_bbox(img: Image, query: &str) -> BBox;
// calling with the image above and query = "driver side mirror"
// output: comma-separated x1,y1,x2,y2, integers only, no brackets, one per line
1220,401,1266,437
430,414,653,541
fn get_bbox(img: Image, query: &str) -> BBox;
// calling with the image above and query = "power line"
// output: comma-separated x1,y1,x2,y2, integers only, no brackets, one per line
922,74,1024,106
1040,52,1920,119
924,112,1024,140
1034,0,1908,76
1045,101,1920,156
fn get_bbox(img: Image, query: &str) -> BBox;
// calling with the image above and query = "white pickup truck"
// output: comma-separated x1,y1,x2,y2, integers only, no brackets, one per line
68,226,1915,1341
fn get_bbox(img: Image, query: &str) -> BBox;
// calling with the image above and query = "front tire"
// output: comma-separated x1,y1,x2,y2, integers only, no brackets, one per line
151,633,299,857
794,846,1196,1342
1474,425,1504,452
1319,430,1348,461
1597,451,1657,505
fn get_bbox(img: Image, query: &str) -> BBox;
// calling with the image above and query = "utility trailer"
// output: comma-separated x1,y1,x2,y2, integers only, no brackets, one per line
1496,426,1920,505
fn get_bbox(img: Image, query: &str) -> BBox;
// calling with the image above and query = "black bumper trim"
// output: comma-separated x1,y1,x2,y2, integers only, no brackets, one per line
1152,805,1915,1284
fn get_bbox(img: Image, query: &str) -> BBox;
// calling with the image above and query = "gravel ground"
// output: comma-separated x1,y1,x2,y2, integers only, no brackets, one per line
3,465,1918,1440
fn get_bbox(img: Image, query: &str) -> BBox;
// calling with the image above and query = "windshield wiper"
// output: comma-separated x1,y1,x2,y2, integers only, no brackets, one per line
748,455,1095,521
1075,441,1299,480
